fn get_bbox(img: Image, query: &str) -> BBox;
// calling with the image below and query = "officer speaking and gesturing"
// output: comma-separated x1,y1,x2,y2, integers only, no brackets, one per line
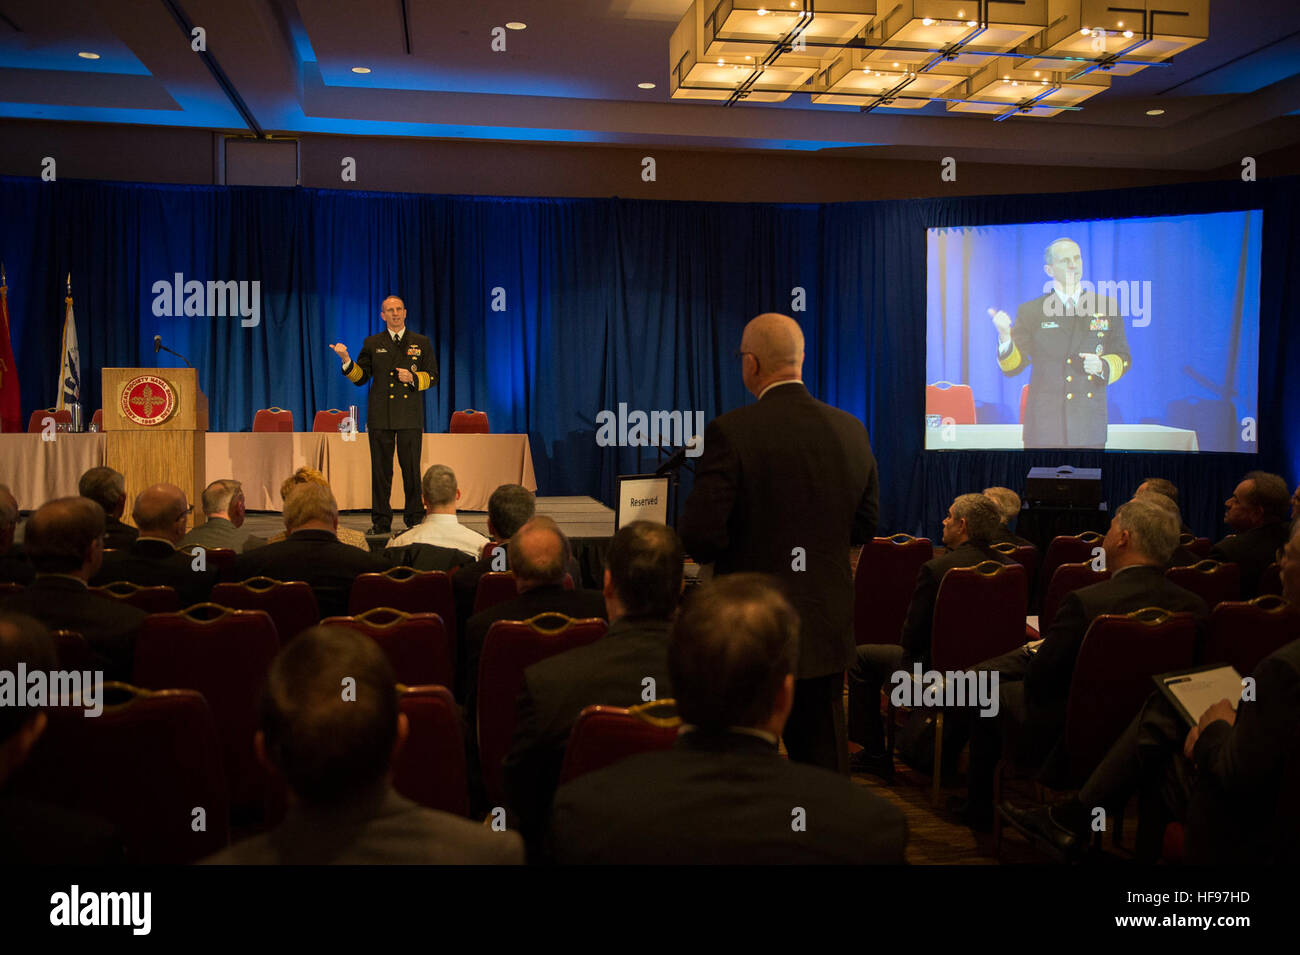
991,237,1132,449
331,295,437,536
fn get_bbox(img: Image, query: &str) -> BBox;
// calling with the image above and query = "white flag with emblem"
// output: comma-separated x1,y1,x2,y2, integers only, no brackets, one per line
57,284,80,411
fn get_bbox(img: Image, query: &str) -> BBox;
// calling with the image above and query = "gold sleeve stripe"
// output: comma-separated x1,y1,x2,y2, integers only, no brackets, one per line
416,371,431,391
1103,354,1126,384
345,362,364,383
997,343,1022,372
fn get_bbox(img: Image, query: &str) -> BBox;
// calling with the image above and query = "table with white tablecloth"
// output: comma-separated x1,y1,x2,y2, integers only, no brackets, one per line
0,432,537,512
924,423,1200,451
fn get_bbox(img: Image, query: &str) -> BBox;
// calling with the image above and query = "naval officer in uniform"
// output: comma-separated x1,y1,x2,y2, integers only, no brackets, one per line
990,237,1132,449
331,295,437,536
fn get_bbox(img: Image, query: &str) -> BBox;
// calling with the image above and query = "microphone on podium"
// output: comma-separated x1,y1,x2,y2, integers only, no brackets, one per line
154,334,162,353
153,334,196,369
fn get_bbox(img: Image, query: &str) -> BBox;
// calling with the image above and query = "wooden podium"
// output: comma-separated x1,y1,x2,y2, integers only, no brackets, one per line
102,367,208,530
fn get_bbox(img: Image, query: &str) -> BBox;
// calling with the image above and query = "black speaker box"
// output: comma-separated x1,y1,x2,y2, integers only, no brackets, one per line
1024,466,1102,508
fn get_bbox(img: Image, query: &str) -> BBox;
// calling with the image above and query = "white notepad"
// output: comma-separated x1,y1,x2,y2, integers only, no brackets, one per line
1155,664,1244,727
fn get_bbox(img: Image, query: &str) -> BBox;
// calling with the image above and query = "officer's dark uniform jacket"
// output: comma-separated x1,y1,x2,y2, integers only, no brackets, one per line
343,329,438,429
998,290,1131,448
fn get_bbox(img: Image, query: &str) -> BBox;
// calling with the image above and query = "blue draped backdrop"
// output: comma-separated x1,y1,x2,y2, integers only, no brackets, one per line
2,173,1296,540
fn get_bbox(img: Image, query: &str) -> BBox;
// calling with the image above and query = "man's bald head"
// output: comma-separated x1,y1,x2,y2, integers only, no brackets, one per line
23,497,105,576
132,484,189,542
739,313,804,398
507,516,569,589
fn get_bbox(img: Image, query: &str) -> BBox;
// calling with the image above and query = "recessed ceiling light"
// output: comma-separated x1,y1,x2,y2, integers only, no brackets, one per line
77,51,100,60
638,82,655,89
1146,108,1165,116
505,21,526,30
351,66,371,74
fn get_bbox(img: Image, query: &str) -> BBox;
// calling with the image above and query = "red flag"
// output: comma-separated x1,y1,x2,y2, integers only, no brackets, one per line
0,266,21,434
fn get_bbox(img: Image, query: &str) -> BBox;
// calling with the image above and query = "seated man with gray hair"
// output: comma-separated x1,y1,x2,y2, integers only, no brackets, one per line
391,464,489,558
983,486,1034,548
956,495,1209,830
92,483,217,607
78,466,137,550
847,493,1010,778
0,485,33,586
180,479,265,554
228,482,390,622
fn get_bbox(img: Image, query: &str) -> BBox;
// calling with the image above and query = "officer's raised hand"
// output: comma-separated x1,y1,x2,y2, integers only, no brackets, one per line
330,343,350,364
989,307,1012,346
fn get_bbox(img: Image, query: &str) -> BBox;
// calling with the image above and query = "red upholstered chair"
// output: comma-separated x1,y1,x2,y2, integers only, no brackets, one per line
1166,560,1241,611
393,684,469,817
991,540,1041,614
92,581,182,614
924,382,976,425
474,571,519,614
252,407,294,432
477,613,607,806
193,546,238,576
132,604,278,812
853,534,933,645
210,577,320,646
995,608,1198,855
26,408,71,432
51,628,97,671
558,700,680,785
323,607,454,689
312,409,348,432
890,560,1027,805
1205,596,1300,676
450,409,490,433
1041,561,1110,633
1188,537,1213,560
481,540,504,562
1040,531,1105,599
12,683,229,863
1259,563,1283,597
90,408,103,430
349,566,458,649
1019,384,1029,424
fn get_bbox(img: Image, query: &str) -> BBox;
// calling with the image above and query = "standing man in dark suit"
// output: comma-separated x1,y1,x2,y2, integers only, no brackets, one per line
331,295,438,536
0,498,147,681
203,626,522,865
957,497,1208,829
550,574,907,864
679,313,878,774
92,484,216,607
1004,520,1300,862
1211,471,1291,598
504,521,683,849
78,466,137,551
228,483,390,619
847,493,1008,778
991,237,1132,449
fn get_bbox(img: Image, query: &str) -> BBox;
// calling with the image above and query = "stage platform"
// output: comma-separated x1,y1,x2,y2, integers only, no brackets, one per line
243,495,615,543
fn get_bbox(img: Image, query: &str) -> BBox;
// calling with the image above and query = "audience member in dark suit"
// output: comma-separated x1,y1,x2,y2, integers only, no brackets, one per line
847,494,1009,778
1136,477,1195,537
679,313,878,775
384,541,475,573
204,626,522,864
984,486,1034,548
954,497,1208,830
227,483,390,620
180,479,266,554
78,466,138,551
1133,489,1198,567
0,484,33,586
92,483,217,607
0,612,125,864
1210,470,1292,598
1004,520,1300,862
504,521,683,851
462,516,606,709
550,573,907,864
451,484,580,629
0,498,147,681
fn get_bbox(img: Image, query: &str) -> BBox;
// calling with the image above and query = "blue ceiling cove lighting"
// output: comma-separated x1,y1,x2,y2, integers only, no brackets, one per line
0,40,151,75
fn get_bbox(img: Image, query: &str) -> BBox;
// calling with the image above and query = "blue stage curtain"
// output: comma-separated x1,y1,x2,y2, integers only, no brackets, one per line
1,174,1296,539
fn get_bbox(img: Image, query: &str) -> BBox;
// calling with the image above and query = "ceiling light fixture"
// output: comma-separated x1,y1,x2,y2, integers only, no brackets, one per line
77,52,100,60
1146,108,1165,115
638,82,656,89
351,67,371,74
505,21,526,31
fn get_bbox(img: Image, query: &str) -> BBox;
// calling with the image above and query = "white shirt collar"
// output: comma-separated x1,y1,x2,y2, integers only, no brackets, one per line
391,328,404,342
678,724,780,746
758,378,803,400
1051,281,1081,310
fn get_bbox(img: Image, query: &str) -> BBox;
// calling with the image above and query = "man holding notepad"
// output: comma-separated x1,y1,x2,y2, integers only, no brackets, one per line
1004,520,1300,863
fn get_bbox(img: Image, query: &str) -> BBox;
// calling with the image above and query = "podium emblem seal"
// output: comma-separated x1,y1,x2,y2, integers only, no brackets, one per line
121,375,177,426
